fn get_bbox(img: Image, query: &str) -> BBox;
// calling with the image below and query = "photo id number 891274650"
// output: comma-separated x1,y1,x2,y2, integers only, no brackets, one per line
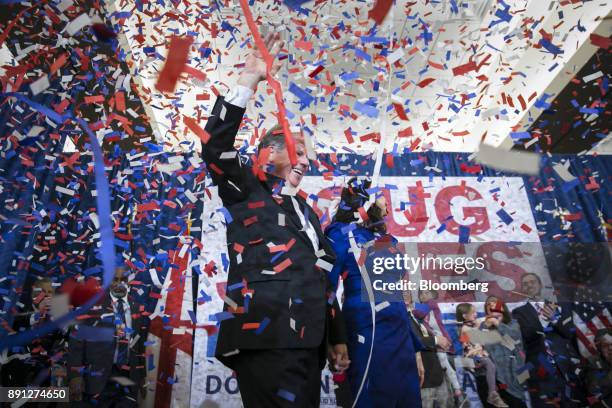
0,387,69,402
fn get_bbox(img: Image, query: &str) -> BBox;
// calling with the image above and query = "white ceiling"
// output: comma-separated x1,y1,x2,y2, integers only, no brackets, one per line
108,0,610,153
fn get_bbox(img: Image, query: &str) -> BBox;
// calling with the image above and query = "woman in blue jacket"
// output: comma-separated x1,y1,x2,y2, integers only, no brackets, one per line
325,178,424,408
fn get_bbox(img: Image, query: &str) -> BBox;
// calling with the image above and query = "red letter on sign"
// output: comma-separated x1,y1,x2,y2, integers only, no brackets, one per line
434,185,490,236
383,184,429,237
417,243,476,302
475,242,528,302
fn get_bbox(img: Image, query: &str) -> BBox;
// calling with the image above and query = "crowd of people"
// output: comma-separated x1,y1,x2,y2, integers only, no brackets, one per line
2,31,611,408
1,268,148,407
327,178,611,408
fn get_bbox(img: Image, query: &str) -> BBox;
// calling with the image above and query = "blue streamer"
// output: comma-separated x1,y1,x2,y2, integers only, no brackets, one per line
0,93,116,351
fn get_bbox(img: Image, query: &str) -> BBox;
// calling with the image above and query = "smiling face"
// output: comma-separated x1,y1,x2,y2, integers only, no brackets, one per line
419,290,434,303
485,296,503,318
267,133,309,188
32,280,54,309
463,305,477,322
521,273,542,300
600,336,612,364
110,268,129,298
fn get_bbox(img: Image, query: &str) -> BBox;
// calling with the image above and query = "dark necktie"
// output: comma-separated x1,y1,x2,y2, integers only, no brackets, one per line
115,300,129,366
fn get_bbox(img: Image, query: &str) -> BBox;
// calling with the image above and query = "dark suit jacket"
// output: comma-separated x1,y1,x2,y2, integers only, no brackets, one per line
202,96,346,367
512,302,583,396
1,311,66,387
407,311,443,389
67,294,148,395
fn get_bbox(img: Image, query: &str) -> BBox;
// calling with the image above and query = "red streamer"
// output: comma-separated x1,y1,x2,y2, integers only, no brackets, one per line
238,0,297,167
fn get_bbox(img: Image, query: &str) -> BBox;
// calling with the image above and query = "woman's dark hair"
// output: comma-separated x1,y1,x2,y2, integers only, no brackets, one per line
333,177,386,233
455,303,474,323
484,295,512,325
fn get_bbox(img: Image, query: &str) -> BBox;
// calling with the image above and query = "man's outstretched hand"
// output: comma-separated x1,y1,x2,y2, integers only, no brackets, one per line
237,31,284,91
327,343,350,374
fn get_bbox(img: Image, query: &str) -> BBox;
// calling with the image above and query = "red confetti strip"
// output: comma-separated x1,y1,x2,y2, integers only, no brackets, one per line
308,65,325,78
563,212,582,222
273,258,292,273
115,91,126,112
393,103,408,120
460,163,482,174
208,163,224,175
452,60,477,76
183,65,207,82
183,116,211,144
243,215,258,226
517,94,527,110
368,0,393,25
252,146,271,181
409,137,421,151
358,207,369,222
155,36,193,93
385,154,394,168
398,127,413,138
238,0,297,167
417,77,436,88
344,128,354,144
50,52,69,75
137,201,160,212
294,40,313,51
589,33,611,49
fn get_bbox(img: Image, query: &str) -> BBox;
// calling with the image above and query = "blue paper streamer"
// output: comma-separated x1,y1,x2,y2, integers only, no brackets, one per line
0,93,116,351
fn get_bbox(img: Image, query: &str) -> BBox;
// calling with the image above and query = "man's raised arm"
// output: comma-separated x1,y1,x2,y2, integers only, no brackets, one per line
200,32,284,204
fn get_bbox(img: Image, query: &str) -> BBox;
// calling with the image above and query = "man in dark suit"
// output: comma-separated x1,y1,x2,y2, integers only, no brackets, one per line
201,32,348,407
511,272,585,407
404,291,452,408
67,267,148,407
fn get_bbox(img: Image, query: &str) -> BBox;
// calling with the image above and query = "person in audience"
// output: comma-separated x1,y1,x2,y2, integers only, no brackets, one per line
1,277,67,391
325,178,424,407
512,272,585,407
404,290,453,408
582,328,612,406
480,296,528,408
456,303,508,408
67,267,149,406
418,289,465,406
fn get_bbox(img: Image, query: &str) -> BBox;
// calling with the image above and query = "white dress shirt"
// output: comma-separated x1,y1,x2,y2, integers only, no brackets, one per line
527,301,560,328
290,196,319,251
110,293,132,330
110,293,132,364
225,85,254,109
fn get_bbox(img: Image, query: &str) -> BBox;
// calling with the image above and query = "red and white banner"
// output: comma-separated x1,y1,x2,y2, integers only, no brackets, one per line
144,248,194,408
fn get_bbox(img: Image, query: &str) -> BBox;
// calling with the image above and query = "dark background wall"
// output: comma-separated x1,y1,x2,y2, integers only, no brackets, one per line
513,44,610,154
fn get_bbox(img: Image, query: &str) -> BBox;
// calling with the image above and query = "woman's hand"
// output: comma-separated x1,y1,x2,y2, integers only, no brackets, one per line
416,352,425,387
327,343,350,373
237,32,284,91
484,315,500,328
